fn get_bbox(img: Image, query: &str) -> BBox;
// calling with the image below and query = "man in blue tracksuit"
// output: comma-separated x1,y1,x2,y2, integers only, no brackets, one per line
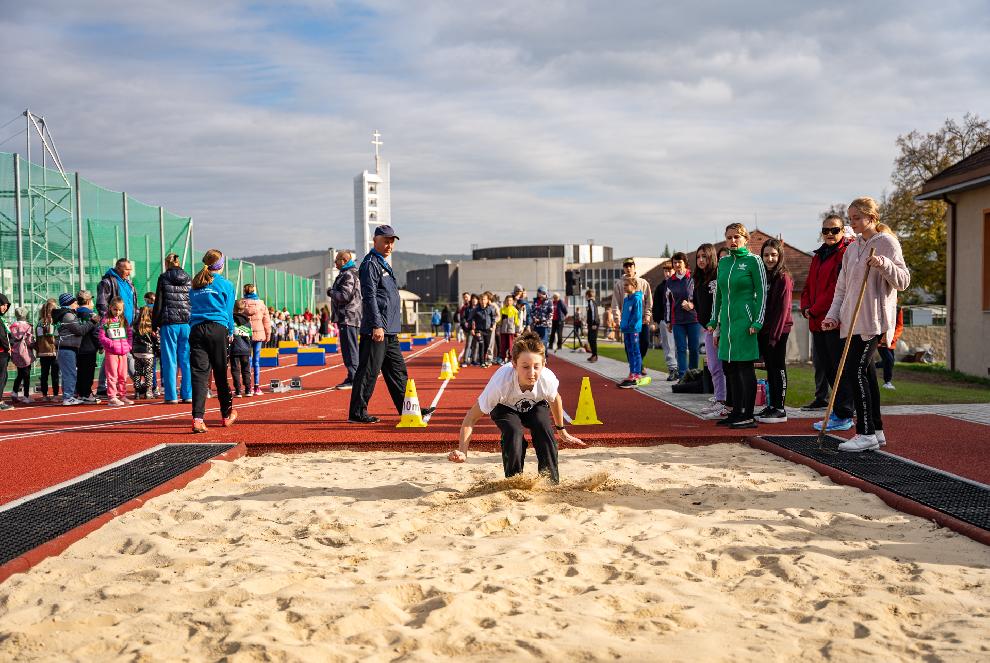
348,226,436,424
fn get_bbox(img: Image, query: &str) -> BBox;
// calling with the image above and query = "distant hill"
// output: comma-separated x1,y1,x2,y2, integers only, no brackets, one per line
238,249,470,287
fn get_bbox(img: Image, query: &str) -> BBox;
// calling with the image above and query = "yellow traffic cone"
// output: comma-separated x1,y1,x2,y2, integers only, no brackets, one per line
396,379,428,428
450,349,460,374
570,376,603,425
439,351,455,380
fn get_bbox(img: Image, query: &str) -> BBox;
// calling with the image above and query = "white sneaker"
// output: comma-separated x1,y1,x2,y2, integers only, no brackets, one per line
703,406,731,420
882,382,895,390
62,397,82,406
18,396,32,404
838,434,880,452
875,430,886,447
107,397,125,407
700,398,721,414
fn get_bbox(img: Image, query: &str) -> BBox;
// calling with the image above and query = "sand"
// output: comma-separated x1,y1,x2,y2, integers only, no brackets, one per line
1,444,988,662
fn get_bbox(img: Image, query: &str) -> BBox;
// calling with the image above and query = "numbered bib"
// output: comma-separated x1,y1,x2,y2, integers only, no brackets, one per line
107,325,126,340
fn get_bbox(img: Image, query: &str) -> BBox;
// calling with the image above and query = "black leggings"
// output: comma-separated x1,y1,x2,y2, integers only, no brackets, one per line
841,334,883,436
491,402,559,483
230,355,251,394
39,356,60,396
758,333,788,410
724,360,756,419
812,330,854,419
12,366,31,398
190,322,233,420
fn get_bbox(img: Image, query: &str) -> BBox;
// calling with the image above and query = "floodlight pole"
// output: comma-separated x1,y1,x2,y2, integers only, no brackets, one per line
75,171,85,290
159,206,166,269
122,191,129,259
13,153,25,305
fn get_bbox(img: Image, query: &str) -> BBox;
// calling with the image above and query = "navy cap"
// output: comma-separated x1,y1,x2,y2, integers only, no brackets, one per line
374,224,400,240
537,285,547,294
59,293,75,307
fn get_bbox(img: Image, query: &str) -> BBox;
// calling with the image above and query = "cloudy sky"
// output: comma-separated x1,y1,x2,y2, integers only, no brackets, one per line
2,1,988,259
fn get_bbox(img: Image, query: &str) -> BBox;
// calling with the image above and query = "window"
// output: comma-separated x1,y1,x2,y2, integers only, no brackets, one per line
984,211,990,311
369,212,377,221
369,184,377,193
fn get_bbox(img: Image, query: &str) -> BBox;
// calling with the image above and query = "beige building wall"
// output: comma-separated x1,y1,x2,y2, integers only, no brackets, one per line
457,257,567,298
948,186,990,377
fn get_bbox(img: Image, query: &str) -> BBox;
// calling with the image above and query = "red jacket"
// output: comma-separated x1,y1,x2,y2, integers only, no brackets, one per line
800,238,851,333
880,307,904,349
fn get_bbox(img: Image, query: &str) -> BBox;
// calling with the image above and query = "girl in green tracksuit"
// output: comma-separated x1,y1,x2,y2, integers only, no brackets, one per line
708,222,766,429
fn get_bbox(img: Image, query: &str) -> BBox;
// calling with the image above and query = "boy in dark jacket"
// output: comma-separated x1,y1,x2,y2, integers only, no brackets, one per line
74,290,102,404
230,303,254,397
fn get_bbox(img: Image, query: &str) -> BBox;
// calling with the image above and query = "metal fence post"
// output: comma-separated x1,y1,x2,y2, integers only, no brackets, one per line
75,172,85,290
13,154,25,305
159,206,166,270
122,191,129,259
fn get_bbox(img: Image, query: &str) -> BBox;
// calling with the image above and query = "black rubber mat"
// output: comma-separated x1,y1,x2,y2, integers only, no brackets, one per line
0,444,235,566
760,435,989,531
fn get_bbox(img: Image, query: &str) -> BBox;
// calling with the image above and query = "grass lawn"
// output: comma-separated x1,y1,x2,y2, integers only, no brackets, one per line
590,342,990,407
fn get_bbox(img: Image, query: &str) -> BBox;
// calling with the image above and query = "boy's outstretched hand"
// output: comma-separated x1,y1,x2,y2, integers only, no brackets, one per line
560,431,587,448
447,450,467,463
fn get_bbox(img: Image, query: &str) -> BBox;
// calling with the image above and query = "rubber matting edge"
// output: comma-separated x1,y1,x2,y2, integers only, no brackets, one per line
758,435,989,531
0,444,236,566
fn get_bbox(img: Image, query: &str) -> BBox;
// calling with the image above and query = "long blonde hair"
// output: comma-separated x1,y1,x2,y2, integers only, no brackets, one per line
192,249,223,289
135,305,153,335
848,197,881,226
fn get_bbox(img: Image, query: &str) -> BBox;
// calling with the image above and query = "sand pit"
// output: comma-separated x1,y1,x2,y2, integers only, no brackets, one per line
1,445,988,662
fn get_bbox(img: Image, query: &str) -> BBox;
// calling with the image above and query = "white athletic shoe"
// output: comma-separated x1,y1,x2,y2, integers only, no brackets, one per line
62,397,82,406
882,382,895,390
875,430,887,447
838,434,880,452
703,405,731,420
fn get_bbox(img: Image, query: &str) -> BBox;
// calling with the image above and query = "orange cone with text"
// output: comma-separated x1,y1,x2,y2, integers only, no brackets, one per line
396,379,428,428
570,376,604,425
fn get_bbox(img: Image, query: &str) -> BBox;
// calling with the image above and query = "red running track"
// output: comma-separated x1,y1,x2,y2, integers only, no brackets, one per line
2,339,988,505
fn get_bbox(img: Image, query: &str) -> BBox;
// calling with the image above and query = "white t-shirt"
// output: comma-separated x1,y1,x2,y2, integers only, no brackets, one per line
477,363,559,415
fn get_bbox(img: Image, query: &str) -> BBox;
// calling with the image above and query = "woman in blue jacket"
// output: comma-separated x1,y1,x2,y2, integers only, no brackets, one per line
188,249,236,433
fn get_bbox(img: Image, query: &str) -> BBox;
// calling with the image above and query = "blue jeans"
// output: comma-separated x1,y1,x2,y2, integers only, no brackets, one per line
57,348,78,399
624,331,642,375
251,340,263,389
160,323,192,401
442,322,452,341
533,326,550,349
672,322,702,373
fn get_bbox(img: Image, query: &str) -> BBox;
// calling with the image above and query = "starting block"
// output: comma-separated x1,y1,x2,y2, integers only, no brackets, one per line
269,377,304,393
297,347,326,366
259,347,280,367
278,340,299,355
400,339,412,351
413,336,430,346
317,337,339,353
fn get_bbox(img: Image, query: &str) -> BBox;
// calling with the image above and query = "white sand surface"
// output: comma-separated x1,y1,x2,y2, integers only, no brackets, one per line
1,445,988,662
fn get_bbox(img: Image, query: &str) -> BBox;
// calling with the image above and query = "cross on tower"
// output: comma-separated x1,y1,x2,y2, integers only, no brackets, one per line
372,130,383,174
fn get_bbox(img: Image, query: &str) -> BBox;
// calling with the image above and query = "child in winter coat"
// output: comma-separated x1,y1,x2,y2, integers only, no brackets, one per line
497,294,521,364
619,278,648,389
230,302,254,397
131,306,160,400
9,307,36,404
35,300,60,401
98,296,134,406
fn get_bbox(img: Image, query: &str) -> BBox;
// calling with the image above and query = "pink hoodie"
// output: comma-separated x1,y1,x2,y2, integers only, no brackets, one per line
98,316,134,356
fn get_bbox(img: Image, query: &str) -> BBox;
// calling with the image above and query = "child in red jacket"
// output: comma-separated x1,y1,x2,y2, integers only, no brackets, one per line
98,296,134,406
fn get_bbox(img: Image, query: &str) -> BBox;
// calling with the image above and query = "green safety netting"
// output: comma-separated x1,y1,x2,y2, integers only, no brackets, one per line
1,151,314,384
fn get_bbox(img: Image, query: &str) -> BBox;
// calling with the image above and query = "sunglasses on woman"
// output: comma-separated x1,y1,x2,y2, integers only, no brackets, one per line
821,227,843,236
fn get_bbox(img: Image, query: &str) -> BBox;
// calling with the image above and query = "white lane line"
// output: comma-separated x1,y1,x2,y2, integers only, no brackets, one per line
423,378,450,423
0,443,235,513
0,343,446,443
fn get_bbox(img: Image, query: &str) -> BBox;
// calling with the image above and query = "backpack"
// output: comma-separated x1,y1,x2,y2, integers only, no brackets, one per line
10,326,35,368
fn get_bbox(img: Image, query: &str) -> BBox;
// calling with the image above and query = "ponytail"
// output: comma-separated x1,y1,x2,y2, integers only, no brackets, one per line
192,249,223,289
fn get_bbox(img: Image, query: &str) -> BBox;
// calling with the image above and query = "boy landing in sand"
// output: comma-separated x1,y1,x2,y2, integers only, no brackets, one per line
448,330,586,483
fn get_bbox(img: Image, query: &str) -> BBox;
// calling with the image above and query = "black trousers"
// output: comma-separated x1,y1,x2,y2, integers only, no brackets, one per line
877,346,895,384
491,402,559,483
230,354,251,394
549,320,564,350
340,324,359,383
190,322,233,420
724,360,756,418
812,330,854,419
12,366,31,397
76,353,97,398
758,333,789,410
0,354,7,398
841,334,884,435
639,323,650,361
349,334,408,418
39,356,60,396
587,324,599,357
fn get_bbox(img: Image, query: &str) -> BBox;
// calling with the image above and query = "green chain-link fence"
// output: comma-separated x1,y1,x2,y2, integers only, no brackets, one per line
1,151,315,390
